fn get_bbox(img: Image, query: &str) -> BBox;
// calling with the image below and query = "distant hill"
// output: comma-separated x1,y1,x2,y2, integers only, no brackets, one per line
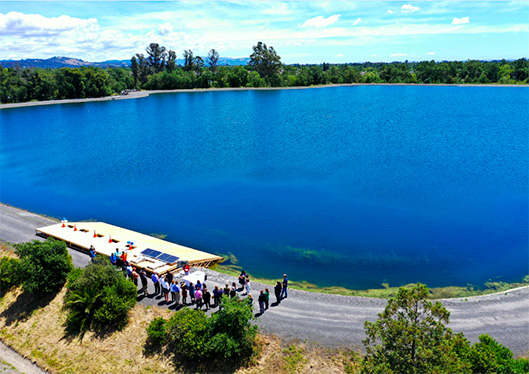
0,56,251,69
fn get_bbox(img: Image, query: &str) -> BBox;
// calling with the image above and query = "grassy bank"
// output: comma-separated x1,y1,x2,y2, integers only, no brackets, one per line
211,262,529,300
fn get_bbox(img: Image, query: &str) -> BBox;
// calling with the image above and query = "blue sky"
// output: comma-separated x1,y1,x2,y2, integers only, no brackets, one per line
1,1,528,64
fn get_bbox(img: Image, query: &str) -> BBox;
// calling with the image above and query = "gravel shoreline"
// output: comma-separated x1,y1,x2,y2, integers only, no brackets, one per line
0,202,527,372
1,83,526,110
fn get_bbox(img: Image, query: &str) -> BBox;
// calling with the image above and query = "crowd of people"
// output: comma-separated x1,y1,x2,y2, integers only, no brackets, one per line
89,245,290,314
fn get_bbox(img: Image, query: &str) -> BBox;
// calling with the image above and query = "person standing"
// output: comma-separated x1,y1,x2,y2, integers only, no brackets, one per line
182,282,188,305
189,282,196,304
258,290,266,314
264,288,270,309
203,287,211,311
162,277,170,302
281,274,288,299
170,280,179,304
151,272,160,296
274,281,282,303
131,267,139,287
245,277,251,296
230,282,237,298
89,245,96,262
140,270,148,297
195,288,203,310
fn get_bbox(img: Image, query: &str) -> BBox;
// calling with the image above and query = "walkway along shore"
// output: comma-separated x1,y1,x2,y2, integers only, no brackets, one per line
1,83,526,110
0,202,528,371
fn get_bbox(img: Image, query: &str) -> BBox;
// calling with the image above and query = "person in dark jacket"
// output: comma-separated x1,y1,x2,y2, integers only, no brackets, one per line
258,290,266,314
203,287,211,311
140,270,148,296
274,281,282,303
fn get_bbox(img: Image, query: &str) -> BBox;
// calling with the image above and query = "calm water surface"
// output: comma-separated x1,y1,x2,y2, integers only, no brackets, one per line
1,86,528,289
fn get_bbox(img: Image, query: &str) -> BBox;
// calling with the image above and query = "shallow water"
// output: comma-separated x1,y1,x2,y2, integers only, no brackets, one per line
1,86,527,289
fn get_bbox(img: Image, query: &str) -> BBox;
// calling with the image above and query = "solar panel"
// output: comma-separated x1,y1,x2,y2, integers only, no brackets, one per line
158,253,179,263
141,248,162,258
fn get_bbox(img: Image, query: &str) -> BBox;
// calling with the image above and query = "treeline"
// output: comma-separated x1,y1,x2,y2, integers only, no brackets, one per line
1,41,528,104
0,66,134,103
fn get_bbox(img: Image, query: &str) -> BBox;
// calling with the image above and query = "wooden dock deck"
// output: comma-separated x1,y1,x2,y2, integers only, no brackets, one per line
36,222,223,275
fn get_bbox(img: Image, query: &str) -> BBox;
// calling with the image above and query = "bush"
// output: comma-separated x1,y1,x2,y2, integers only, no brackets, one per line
65,260,137,333
146,317,167,346
166,308,209,360
14,239,73,294
152,296,258,365
469,334,527,374
0,257,20,293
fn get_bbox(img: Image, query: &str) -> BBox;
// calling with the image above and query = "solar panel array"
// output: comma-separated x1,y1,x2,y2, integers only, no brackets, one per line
141,248,179,264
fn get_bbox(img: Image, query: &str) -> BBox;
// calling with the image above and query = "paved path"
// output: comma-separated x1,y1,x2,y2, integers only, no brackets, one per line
1,203,528,366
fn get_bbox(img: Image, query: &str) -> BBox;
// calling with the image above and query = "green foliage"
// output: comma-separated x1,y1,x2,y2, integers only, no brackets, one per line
64,260,137,333
146,317,167,346
0,257,20,293
248,41,282,79
469,334,527,374
14,239,73,294
165,308,209,360
362,283,471,374
151,296,257,365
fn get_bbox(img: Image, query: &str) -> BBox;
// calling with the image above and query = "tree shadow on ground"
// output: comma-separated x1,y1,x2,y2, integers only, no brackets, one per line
0,289,56,326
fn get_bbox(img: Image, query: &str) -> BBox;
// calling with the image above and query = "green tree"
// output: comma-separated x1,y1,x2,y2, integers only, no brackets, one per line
14,239,73,294
65,258,137,333
248,41,282,80
469,334,528,374
146,43,167,73
166,50,177,73
362,283,470,374
207,48,220,72
183,49,195,72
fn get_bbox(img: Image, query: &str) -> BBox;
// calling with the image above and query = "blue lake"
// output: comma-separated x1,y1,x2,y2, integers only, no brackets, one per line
1,85,528,289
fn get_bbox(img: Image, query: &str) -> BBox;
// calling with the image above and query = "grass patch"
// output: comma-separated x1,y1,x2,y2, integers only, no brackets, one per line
212,264,529,299
283,344,308,374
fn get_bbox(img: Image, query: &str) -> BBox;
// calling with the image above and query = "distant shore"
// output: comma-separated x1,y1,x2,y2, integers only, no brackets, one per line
1,83,526,110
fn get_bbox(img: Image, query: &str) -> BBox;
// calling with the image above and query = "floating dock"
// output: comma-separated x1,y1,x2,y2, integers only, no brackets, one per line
36,222,223,275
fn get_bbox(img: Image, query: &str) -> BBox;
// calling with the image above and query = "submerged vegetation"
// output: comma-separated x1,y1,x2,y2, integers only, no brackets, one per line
2,41,527,104
212,252,529,299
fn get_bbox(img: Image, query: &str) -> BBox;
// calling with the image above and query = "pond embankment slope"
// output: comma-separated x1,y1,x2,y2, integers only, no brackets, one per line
0,202,528,367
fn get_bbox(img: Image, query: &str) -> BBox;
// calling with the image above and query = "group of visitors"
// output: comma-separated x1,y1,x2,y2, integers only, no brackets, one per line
92,245,290,315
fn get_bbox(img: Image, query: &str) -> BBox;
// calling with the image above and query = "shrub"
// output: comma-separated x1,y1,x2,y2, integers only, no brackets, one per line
0,257,20,293
15,239,73,294
469,334,527,374
165,308,208,360
65,260,136,333
153,296,258,365
146,317,167,346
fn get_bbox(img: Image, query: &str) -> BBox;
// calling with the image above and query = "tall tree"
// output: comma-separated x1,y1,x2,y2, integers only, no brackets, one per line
183,49,194,72
248,41,281,79
146,43,167,73
135,53,150,85
362,283,470,374
207,48,220,72
131,55,139,88
166,50,177,73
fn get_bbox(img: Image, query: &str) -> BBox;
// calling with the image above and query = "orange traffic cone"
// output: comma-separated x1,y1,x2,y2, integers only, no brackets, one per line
62,222,65,228
109,235,112,243
74,225,77,231
94,231,97,238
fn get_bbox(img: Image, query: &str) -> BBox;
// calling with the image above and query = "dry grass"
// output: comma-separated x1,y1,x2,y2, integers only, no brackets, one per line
0,285,353,374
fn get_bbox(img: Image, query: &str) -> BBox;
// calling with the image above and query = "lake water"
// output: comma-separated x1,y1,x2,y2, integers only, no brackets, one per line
1,86,528,289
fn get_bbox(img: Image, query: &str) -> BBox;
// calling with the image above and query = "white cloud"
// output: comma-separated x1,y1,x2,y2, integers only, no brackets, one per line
452,17,469,25
427,52,435,55
301,14,340,28
390,53,408,57
158,23,173,36
385,10,394,15
353,18,361,26
0,11,98,36
336,53,344,57
401,4,420,13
